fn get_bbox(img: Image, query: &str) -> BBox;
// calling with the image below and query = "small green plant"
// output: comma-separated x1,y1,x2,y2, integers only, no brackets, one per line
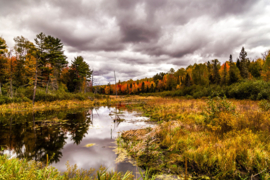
259,100,270,111
0,154,134,180
138,168,156,180
203,96,236,122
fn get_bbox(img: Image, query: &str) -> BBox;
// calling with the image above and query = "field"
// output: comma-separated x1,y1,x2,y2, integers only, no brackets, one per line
121,96,270,179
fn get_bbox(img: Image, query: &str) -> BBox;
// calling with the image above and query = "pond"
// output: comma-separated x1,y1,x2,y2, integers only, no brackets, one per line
0,105,154,178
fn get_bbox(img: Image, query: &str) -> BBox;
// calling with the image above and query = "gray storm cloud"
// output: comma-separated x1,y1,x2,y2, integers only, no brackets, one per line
0,0,269,84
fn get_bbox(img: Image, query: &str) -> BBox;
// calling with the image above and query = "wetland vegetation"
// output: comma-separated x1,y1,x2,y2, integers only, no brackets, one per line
1,30,270,180
120,97,270,179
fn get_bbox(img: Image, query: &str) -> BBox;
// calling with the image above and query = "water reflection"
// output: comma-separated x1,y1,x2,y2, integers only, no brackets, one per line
0,106,152,176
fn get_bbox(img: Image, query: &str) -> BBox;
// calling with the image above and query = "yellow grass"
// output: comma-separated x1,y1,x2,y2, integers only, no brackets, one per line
0,95,153,114
121,97,270,179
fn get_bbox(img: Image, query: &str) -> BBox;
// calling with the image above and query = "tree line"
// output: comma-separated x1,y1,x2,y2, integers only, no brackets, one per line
100,47,270,96
0,34,92,104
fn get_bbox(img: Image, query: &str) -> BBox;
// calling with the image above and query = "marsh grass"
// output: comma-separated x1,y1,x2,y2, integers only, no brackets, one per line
0,154,134,180
121,97,270,179
0,96,153,114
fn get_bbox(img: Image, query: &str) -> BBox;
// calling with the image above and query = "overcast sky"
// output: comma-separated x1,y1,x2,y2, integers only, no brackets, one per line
1,0,270,85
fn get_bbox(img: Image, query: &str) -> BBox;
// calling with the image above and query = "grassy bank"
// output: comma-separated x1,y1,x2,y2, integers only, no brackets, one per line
0,95,152,114
121,97,270,179
0,87,100,105
0,154,134,180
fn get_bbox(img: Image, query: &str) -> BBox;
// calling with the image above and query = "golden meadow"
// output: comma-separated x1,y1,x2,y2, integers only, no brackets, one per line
1,95,270,179
120,97,270,179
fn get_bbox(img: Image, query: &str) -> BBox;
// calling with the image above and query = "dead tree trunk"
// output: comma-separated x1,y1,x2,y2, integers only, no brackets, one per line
46,76,50,94
10,78,13,98
9,54,13,98
114,71,117,98
32,61,38,105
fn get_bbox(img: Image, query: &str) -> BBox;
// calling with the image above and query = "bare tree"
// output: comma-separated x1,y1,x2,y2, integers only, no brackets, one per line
114,71,117,98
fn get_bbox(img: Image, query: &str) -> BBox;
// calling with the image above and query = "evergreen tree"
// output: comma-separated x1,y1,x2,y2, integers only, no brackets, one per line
44,35,68,91
207,61,214,84
68,56,92,92
141,82,145,92
212,59,221,84
239,47,248,79
150,84,154,92
229,55,240,84
33,32,47,105
184,73,191,87
236,58,241,70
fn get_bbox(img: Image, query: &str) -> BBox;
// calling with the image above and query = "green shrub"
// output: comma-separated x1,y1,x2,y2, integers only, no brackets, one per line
259,100,270,111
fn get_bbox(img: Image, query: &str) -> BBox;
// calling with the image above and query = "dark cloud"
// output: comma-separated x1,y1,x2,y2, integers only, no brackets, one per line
0,0,269,84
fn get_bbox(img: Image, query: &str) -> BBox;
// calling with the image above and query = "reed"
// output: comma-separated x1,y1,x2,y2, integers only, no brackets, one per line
0,95,153,114
121,96,270,179
0,154,134,180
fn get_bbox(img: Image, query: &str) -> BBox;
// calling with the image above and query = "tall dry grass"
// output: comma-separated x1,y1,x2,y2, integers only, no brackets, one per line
121,97,270,179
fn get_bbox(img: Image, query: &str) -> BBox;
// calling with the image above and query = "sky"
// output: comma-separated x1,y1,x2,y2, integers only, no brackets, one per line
1,0,270,85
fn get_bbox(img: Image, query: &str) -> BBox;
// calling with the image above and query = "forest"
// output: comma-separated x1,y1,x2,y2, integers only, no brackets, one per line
2,33,270,102
0,34,92,105
100,48,270,100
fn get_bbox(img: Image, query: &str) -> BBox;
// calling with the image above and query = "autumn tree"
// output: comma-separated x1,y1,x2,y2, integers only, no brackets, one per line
166,74,177,90
0,56,7,95
249,58,263,78
7,56,17,98
192,64,209,86
0,37,8,55
220,62,230,85
261,52,270,81
13,36,36,87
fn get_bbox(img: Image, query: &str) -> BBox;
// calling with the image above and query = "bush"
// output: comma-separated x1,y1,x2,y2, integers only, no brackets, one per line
139,80,270,100
203,96,236,125
0,96,31,105
259,100,270,111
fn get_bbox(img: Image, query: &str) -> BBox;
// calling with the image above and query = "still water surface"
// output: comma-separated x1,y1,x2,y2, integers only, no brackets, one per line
0,106,153,177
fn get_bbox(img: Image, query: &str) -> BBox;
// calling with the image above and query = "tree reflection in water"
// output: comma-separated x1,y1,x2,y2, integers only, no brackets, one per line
0,108,93,164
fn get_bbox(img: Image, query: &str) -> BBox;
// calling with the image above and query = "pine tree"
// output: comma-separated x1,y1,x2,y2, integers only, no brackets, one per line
141,82,145,92
229,55,240,84
184,73,191,87
239,47,248,79
33,32,47,105
212,59,221,84
44,35,68,91
236,58,241,70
